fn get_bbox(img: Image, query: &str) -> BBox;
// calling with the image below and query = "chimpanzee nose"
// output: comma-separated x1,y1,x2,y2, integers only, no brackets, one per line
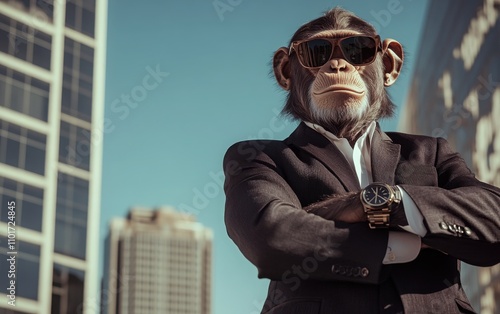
329,58,350,72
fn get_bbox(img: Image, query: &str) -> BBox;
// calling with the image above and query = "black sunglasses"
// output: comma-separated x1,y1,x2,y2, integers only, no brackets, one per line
289,35,382,68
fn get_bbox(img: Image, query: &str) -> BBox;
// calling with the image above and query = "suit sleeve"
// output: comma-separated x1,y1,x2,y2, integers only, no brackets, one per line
400,137,500,266
223,142,389,284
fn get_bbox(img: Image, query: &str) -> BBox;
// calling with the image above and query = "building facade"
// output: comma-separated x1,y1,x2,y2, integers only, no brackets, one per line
400,0,500,313
102,207,212,314
0,0,107,313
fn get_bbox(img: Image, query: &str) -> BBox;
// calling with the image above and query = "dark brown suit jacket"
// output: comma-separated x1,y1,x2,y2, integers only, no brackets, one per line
223,122,500,314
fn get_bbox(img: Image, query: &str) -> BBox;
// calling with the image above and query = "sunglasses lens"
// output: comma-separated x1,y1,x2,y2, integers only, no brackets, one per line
339,36,377,65
294,36,378,68
297,39,333,68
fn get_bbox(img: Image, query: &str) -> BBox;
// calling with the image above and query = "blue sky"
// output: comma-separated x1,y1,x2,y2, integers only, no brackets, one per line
101,1,429,313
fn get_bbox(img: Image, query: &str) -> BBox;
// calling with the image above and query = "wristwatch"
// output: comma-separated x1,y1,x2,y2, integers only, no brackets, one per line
360,182,402,229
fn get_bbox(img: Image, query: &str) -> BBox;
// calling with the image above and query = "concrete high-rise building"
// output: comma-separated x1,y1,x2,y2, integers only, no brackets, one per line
102,207,213,314
0,0,107,313
400,0,500,313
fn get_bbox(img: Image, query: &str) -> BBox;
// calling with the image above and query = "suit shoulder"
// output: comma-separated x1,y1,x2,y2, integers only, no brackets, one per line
223,139,287,165
385,131,439,146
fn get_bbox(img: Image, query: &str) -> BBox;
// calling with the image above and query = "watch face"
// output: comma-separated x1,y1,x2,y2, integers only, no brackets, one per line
362,184,390,207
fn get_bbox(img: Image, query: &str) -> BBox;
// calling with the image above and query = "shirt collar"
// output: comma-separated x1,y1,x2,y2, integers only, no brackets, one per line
303,121,377,147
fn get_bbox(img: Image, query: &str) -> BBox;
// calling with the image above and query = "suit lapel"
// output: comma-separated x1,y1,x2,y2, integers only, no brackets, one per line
286,122,361,192
370,127,401,185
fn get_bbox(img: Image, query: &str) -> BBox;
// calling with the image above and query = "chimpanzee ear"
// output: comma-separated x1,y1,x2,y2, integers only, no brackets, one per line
273,47,291,90
382,39,403,87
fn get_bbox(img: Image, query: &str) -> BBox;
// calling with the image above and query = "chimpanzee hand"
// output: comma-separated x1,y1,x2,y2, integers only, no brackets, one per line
304,192,367,223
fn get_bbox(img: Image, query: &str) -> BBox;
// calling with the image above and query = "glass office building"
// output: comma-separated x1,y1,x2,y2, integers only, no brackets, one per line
401,0,500,312
0,0,107,313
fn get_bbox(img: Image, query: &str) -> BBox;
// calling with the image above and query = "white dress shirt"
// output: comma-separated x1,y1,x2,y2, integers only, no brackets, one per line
304,121,427,264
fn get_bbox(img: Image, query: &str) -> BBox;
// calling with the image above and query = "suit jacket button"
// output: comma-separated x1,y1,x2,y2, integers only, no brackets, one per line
448,224,457,234
439,222,448,230
464,227,472,236
346,267,353,276
331,265,340,274
339,266,347,275
361,267,369,277
352,267,361,277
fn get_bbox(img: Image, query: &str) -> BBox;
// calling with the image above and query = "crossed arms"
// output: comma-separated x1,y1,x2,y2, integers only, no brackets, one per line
223,137,500,284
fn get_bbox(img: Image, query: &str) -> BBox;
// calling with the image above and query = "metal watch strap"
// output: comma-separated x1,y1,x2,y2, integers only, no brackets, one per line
367,208,390,229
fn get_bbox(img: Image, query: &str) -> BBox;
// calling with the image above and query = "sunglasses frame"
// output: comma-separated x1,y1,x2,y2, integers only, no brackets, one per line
288,35,383,69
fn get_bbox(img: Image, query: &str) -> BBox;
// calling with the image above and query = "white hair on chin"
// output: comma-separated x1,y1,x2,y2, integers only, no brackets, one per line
307,86,385,140
308,86,371,125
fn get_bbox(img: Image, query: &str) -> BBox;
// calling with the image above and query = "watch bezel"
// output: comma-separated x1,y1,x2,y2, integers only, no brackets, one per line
360,182,396,211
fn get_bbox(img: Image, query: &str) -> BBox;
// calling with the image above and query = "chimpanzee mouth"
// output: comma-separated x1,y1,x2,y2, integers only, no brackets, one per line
313,85,365,96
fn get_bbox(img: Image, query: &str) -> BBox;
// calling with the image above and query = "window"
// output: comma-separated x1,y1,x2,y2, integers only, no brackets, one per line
59,121,91,170
65,0,95,37
0,13,52,70
0,0,54,21
0,177,44,231
61,38,93,122
0,120,46,175
51,263,85,314
0,65,50,121
0,241,40,300
54,172,88,260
